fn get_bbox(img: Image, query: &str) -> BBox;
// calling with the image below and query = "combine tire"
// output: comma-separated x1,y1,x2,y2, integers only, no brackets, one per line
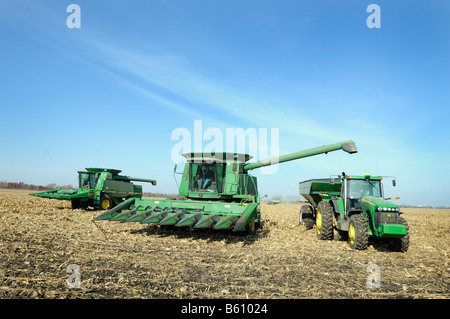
348,214,368,250
300,205,315,230
387,216,410,252
100,194,113,210
316,201,333,240
71,200,80,209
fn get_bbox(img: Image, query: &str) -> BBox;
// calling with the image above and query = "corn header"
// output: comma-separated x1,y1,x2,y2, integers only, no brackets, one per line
95,141,357,232
29,168,156,210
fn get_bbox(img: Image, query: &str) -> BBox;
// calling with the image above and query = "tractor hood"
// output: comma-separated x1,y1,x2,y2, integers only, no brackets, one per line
361,196,399,210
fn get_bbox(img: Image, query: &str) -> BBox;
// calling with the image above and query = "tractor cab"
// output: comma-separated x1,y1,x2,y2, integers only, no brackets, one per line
345,175,382,211
341,173,399,216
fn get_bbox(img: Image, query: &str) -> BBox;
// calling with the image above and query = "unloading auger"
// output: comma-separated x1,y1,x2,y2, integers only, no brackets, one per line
94,141,357,232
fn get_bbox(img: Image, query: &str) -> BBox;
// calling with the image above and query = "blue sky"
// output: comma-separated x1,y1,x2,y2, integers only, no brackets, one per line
0,0,449,206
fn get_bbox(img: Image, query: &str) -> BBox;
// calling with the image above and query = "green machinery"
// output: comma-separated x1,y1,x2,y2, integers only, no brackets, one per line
95,140,357,232
29,168,157,210
299,173,409,252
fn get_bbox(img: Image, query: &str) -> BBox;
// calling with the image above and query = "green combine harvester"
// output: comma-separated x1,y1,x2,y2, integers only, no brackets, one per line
95,140,357,233
29,168,156,210
299,173,409,252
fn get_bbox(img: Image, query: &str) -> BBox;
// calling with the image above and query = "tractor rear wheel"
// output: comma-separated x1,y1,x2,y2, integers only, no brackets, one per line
348,214,368,250
100,194,113,210
387,216,410,252
316,201,333,240
300,205,315,230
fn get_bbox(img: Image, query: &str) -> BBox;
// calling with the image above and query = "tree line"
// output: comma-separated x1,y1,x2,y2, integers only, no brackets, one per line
0,181,75,191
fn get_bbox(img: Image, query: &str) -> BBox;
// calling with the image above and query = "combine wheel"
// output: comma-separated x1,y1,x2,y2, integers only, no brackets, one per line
299,205,315,230
348,214,368,250
246,220,261,235
100,194,113,210
387,216,410,252
71,200,80,209
316,201,333,240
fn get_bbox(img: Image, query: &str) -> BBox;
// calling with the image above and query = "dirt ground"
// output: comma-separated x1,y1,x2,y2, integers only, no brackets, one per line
0,189,448,299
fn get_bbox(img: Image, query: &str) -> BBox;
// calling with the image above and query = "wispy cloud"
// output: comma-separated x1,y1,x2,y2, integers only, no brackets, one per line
0,0,399,147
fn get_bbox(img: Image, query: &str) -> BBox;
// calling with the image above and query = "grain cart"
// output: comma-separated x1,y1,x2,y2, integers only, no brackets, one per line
29,168,157,210
299,173,409,252
95,140,357,233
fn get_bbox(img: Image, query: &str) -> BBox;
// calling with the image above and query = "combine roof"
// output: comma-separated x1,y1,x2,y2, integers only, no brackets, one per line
81,168,122,174
182,152,252,163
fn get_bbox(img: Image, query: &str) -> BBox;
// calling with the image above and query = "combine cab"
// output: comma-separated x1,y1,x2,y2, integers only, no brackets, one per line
30,168,156,210
95,141,357,233
299,173,409,252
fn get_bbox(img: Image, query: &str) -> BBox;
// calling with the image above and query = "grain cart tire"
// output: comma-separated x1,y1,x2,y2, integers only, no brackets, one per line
300,205,315,230
100,194,113,210
387,216,410,252
316,201,333,240
348,214,368,250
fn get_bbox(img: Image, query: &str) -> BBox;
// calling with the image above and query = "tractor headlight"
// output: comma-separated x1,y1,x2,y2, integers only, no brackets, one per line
396,207,400,212
383,207,388,211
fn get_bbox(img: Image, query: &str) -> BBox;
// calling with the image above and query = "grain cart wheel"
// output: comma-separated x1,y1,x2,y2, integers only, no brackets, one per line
316,201,333,240
300,205,315,230
387,216,410,252
100,194,113,210
348,214,368,250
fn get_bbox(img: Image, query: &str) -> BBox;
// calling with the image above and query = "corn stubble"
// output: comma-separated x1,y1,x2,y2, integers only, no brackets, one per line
0,189,449,299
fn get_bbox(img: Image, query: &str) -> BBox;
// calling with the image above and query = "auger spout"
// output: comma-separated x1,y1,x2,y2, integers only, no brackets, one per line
243,140,357,171
114,176,157,185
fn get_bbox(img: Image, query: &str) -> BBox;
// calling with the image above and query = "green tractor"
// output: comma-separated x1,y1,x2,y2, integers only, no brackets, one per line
299,173,409,252
29,168,157,210
95,140,357,233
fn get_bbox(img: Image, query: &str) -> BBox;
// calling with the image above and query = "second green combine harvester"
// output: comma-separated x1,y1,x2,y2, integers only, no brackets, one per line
95,140,357,232
30,168,156,210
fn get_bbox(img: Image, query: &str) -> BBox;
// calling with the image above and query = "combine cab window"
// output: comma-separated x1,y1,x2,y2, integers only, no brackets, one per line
190,163,224,192
79,173,99,189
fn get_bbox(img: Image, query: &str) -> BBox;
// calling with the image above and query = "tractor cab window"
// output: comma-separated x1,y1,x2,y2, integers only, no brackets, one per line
190,162,224,192
79,173,99,189
347,179,382,209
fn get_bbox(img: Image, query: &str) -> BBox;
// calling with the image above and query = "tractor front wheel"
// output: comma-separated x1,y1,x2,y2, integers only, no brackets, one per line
316,201,333,240
100,194,113,210
348,214,368,250
387,216,410,252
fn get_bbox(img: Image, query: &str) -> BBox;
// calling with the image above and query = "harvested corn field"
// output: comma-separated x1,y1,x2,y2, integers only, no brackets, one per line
0,189,449,299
